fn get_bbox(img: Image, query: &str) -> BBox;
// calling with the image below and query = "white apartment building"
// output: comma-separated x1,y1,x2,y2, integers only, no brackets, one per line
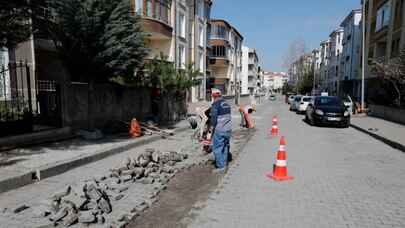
263,72,288,91
132,0,212,102
319,39,331,91
241,46,259,95
340,9,362,100
208,19,243,97
187,0,212,102
327,28,344,95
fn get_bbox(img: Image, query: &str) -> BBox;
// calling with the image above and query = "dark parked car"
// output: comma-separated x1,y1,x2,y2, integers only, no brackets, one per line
305,96,350,128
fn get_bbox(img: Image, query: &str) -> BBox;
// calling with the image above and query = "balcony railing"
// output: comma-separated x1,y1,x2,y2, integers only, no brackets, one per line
141,0,171,25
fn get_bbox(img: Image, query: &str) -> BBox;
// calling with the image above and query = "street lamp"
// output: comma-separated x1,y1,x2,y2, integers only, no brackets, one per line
361,0,366,112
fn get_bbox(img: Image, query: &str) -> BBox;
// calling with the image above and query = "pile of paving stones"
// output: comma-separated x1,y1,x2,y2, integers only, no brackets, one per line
31,148,188,227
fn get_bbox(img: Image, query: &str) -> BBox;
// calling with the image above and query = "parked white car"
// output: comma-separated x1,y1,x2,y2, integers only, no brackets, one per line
342,96,354,115
297,96,313,113
288,95,295,105
290,95,302,111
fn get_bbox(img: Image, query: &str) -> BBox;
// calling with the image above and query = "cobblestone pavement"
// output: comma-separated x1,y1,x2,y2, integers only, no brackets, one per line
0,129,206,228
187,97,405,228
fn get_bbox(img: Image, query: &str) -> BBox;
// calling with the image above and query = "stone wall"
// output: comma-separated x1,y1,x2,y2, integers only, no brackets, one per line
63,83,186,130
369,104,405,125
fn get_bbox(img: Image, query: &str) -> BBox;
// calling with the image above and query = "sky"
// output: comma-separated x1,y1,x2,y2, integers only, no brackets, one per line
211,0,361,72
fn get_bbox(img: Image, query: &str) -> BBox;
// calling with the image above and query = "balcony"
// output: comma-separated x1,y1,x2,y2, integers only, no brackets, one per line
140,1,173,40
142,17,173,40
209,57,229,67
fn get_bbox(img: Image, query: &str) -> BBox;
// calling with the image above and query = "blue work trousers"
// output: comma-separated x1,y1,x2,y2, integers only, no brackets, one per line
212,131,231,169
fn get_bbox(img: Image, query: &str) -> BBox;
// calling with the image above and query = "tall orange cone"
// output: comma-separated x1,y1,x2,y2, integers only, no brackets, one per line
272,116,278,125
266,136,293,181
271,123,279,136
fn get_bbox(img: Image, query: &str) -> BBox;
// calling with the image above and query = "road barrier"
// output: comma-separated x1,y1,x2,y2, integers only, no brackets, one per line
267,136,294,181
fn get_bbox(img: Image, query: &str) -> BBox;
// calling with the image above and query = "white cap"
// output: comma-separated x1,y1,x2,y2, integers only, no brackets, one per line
211,88,222,97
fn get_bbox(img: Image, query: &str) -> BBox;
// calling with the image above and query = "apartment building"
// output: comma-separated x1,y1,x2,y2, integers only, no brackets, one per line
340,9,362,100
186,0,212,102
364,0,405,64
132,0,213,102
241,46,259,95
288,53,313,90
327,28,344,95
319,39,331,91
133,0,189,66
263,72,288,91
208,19,243,96
363,0,404,98
312,48,322,94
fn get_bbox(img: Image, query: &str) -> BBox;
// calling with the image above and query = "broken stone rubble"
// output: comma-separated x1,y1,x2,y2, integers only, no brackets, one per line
31,149,189,227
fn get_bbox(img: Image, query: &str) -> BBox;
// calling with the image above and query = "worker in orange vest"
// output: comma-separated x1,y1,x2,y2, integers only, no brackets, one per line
239,105,255,129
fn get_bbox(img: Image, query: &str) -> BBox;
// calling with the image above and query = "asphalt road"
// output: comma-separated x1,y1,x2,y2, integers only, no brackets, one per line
186,96,405,228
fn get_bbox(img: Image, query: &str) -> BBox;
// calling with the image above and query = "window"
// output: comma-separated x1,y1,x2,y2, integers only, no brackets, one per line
178,45,185,69
197,0,204,18
212,46,226,57
376,1,391,32
145,0,153,17
211,25,228,40
179,13,186,38
199,51,204,72
199,25,204,47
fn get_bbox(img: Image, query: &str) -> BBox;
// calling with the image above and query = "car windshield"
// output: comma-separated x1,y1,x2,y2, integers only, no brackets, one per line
315,97,342,106
294,97,301,101
302,97,311,102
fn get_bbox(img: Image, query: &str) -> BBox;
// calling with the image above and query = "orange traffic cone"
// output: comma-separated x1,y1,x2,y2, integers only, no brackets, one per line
272,116,278,125
271,124,278,136
129,118,142,138
266,136,294,181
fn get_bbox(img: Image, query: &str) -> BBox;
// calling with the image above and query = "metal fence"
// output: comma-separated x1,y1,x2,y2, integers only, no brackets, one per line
0,62,34,122
0,62,61,136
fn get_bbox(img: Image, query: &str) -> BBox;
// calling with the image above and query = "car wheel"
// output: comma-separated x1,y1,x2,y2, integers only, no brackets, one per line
309,116,315,126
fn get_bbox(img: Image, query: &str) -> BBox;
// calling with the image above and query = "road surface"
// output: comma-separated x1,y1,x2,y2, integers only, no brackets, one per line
184,97,405,228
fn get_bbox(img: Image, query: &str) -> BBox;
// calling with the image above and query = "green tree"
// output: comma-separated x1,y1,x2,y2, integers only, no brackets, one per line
37,0,147,82
143,54,200,95
0,0,33,48
370,49,405,107
297,67,314,95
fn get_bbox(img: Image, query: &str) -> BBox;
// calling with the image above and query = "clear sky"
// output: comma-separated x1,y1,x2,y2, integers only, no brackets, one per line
211,0,361,72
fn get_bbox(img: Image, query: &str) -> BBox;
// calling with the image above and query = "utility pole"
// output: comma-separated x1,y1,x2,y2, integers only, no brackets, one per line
361,0,366,112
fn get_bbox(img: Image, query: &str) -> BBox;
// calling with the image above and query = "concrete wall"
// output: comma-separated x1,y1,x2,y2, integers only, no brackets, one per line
369,104,405,125
64,83,186,130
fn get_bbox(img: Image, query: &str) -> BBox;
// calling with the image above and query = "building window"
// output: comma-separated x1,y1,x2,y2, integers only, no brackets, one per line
376,1,391,32
178,45,185,69
199,25,204,47
145,0,153,17
197,0,204,18
179,12,186,38
198,51,204,72
142,0,171,24
212,46,226,57
211,25,228,40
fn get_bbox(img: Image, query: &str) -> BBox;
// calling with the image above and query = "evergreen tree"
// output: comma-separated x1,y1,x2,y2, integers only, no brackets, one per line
0,0,32,48
39,0,147,82
98,0,148,81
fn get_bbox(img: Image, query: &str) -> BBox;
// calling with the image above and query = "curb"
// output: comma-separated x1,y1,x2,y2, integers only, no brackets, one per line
350,124,405,153
0,126,190,194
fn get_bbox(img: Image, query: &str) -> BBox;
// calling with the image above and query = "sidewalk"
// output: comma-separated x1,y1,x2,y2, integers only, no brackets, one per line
350,115,405,152
0,121,189,193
